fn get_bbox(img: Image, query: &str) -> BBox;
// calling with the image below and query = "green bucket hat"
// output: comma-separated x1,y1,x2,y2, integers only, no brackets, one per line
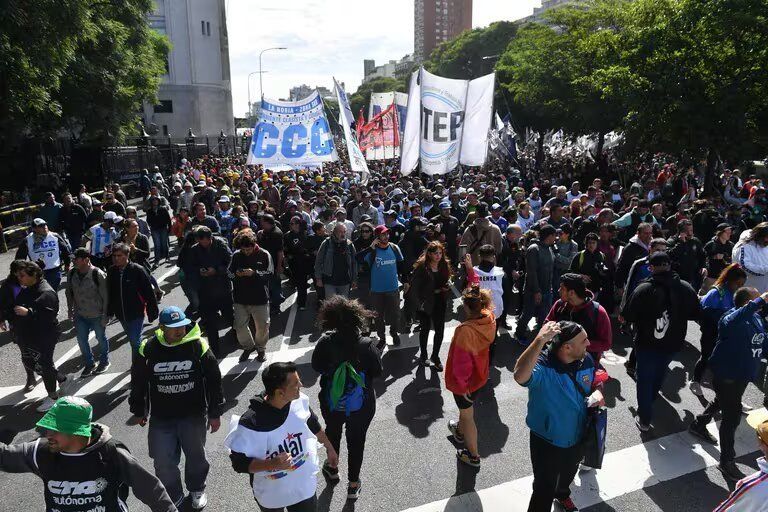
36,396,93,437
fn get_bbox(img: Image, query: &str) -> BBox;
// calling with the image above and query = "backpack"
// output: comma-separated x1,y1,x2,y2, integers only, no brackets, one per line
327,361,366,416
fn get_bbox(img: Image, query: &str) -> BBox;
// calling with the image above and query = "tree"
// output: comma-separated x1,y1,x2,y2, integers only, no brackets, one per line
425,21,518,80
348,77,407,123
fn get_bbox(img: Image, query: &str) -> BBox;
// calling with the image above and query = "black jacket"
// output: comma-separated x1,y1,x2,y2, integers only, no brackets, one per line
11,279,59,345
107,262,159,323
622,270,700,353
59,203,88,235
186,236,232,296
145,206,172,231
229,247,272,305
666,235,706,285
616,239,648,288
703,237,733,278
409,263,451,313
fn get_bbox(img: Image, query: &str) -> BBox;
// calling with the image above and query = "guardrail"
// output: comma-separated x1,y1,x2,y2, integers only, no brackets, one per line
0,191,106,253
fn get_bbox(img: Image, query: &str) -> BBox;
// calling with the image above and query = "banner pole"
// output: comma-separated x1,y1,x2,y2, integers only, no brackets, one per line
454,76,472,182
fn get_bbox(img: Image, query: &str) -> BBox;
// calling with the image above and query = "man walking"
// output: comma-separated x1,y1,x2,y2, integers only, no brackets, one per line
66,248,111,377
59,192,88,251
107,243,159,351
315,223,357,299
0,396,178,511
15,217,71,291
515,225,557,344
622,252,700,431
130,306,223,510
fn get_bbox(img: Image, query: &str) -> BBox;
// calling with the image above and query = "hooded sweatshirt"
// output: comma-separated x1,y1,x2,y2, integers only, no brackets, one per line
445,310,496,395
708,297,768,382
0,423,176,512
545,292,613,353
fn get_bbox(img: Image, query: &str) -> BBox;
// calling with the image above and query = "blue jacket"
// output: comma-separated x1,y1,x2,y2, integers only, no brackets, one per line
709,297,768,382
700,286,735,341
523,350,595,448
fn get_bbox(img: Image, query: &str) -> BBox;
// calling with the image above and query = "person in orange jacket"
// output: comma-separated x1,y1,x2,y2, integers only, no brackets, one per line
444,285,497,468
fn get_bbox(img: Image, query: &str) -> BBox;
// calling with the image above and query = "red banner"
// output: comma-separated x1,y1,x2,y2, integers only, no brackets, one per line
357,103,400,153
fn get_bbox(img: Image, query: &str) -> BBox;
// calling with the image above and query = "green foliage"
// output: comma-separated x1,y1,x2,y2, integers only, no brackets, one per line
348,77,407,122
425,21,517,79
0,0,170,143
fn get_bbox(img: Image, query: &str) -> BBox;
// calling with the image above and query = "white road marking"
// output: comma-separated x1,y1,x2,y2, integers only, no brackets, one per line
399,411,766,512
279,292,298,352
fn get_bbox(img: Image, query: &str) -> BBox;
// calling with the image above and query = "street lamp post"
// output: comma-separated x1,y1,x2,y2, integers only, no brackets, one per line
259,47,287,101
247,70,268,121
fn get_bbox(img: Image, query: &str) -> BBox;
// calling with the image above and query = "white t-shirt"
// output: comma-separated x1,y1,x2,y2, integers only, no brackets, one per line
26,233,60,270
474,265,505,318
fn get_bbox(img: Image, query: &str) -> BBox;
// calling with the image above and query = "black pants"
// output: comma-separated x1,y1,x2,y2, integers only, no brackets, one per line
371,291,400,343
258,494,316,512
289,268,309,308
693,331,716,383
20,339,58,394
198,293,234,355
320,399,376,483
693,377,748,463
528,432,583,512
418,298,447,360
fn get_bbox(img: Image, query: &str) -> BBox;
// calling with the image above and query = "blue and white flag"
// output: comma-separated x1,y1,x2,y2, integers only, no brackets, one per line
333,78,369,178
247,91,338,167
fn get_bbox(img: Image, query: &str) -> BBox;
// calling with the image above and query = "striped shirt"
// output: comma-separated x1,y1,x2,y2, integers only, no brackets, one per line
714,457,768,511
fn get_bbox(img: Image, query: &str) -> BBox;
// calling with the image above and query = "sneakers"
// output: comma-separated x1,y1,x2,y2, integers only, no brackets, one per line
431,358,443,372
322,462,340,482
741,402,753,414
56,372,68,384
689,381,704,397
37,396,57,413
80,365,96,378
238,349,253,363
256,351,266,362
625,363,637,380
347,482,362,500
447,420,464,443
556,496,579,512
190,491,207,509
93,362,111,374
688,422,717,444
418,355,429,367
635,417,651,433
24,376,36,393
456,448,480,468
718,460,745,481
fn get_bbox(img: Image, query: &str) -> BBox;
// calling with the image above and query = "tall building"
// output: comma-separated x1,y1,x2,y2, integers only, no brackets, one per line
414,0,473,63
362,55,415,83
143,0,235,137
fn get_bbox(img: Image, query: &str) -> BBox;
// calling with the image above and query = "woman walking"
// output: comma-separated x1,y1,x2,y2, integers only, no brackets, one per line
145,196,172,267
283,216,313,310
410,241,453,370
445,286,496,468
311,295,382,501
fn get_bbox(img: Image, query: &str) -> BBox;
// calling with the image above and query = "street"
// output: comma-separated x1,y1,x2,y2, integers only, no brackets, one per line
0,253,764,512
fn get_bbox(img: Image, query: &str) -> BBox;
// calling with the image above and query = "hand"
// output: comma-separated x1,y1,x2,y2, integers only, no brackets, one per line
511,271,520,280
370,240,378,250
617,314,625,324
0,321,8,332
534,292,542,305
325,446,339,469
13,306,29,317
270,452,293,471
700,268,708,277
462,392,474,403
714,253,724,260
238,268,255,277
207,417,221,433
202,268,216,277
464,254,472,268
537,321,561,343
129,415,148,427
582,274,592,284
351,282,358,290
403,283,410,293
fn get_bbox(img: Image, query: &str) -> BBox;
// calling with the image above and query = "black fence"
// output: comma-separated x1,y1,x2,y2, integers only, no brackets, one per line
0,134,251,198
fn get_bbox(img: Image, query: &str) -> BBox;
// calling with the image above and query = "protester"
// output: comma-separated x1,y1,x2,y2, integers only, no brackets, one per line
667,218,707,289
713,414,768,510
84,211,119,269
702,223,735,290
0,396,178,511
59,192,88,250
311,296,382,500
732,222,768,292
257,214,285,311
146,196,173,267
315,223,357,299
460,203,502,264
15,217,71,291
224,362,339,512
445,286,496,468
515,225,557,343
283,216,313,310
130,306,223,509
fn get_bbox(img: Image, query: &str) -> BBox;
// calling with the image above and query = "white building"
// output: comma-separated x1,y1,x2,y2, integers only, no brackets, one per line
288,84,335,101
362,55,415,83
143,0,235,137
519,0,581,23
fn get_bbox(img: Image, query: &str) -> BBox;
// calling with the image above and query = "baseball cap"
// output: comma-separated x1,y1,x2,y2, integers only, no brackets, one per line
715,223,732,233
649,251,671,266
103,211,117,222
32,218,47,227
491,203,502,211
159,306,192,328
439,200,451,209
218,195,230,203
374,225,389,236
36,396,93,437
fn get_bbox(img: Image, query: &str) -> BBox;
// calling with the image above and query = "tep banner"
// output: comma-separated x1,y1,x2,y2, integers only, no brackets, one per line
400,68,494,175
333,78,369,176
247,91,338,167
359,103,400,160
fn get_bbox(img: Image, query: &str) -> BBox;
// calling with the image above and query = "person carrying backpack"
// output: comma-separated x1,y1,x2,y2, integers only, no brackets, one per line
311,295,382,501
0,396,178,512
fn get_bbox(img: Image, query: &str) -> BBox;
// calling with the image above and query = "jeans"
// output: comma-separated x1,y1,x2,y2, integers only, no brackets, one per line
516,290,553,340
151,228,170,261
75,315,109,367
528,432,583,511
418,297,447,360
324,283,350,299
148,415,210,505
233,303,269,352
258,495,317,512
371,291,400,344
635,347,675,425
44,268,62,292
321,398,375,483
120,317,145,351
693,377,748,462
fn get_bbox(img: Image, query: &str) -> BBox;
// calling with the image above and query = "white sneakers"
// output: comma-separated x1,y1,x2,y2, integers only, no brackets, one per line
37,396,57,412
190,491,208,509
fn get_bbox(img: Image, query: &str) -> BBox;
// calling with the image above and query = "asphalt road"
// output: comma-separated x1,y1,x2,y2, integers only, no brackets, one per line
0,247,765,512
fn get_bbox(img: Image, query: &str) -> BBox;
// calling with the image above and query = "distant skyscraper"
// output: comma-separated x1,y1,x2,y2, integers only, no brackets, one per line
414,0,473,63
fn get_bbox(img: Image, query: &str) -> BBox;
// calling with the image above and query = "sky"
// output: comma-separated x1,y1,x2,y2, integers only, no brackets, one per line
225,0,541,117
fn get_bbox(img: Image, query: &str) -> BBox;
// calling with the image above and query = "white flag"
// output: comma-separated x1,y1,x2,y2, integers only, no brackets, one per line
460,72,495,167
400,69,421,176
333,78,369,178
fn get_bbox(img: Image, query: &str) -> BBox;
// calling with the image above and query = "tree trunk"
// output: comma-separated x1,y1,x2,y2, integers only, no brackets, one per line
536,133,545,170
704,146,718,197
596,130,605,159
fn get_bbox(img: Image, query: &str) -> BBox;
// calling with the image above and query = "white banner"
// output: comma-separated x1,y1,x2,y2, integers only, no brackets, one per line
460,72,495,167
400,70,421,175
247,91,338,167
333,78,369,177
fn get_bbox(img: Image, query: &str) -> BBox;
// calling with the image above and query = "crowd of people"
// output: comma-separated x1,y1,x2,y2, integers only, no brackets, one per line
0,149,768,511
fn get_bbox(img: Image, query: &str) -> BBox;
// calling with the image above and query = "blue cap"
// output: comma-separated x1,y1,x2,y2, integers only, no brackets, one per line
159,306,192,328
439,201,451,209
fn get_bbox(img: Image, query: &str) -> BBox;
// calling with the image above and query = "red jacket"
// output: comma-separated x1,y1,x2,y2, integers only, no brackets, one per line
445,311,496,395
546,295,613,353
